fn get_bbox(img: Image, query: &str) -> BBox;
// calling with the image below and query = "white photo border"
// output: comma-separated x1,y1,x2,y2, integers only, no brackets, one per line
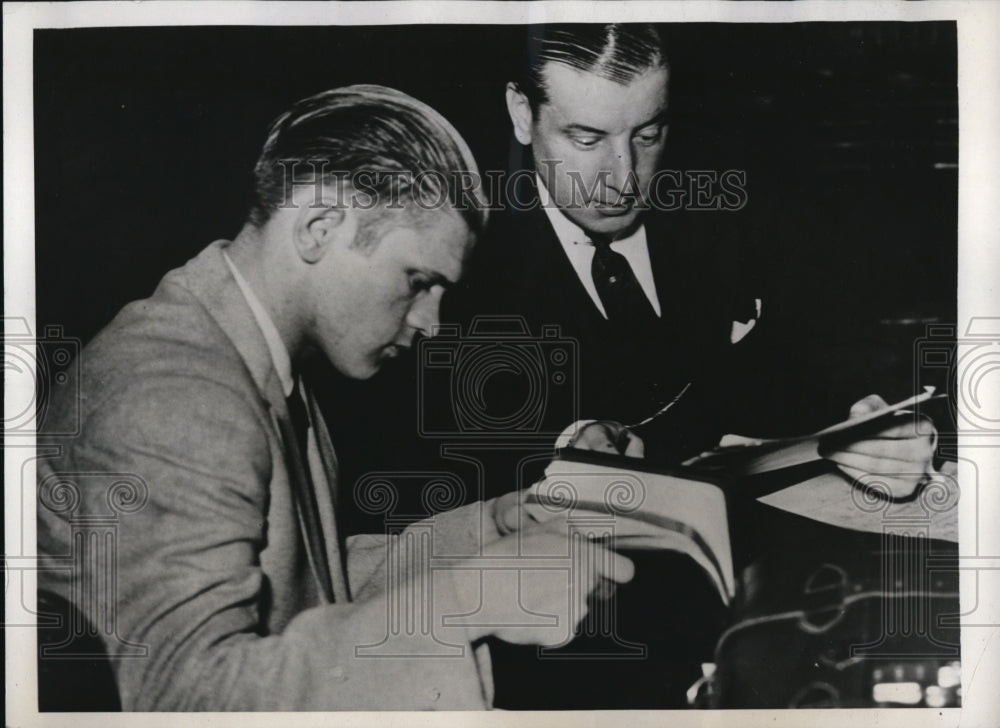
5,2,998,727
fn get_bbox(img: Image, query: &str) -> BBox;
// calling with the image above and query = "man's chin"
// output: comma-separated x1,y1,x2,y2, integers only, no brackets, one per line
342,365,379,381
334,356,382,381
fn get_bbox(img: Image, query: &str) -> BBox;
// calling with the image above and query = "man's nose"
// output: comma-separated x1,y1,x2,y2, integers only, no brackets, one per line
606,139,635,193
405,287,444,339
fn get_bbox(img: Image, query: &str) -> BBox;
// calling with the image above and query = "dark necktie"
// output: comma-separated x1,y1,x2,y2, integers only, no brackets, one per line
589,235,657,323
286,380,335,603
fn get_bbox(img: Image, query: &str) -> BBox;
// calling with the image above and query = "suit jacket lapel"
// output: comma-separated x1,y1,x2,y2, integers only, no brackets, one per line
171,240,289,410
171,240,345,603
644,213,675,312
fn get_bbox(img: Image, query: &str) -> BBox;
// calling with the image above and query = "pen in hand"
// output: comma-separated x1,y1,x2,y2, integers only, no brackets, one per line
626,381,692,430
566,383,692,457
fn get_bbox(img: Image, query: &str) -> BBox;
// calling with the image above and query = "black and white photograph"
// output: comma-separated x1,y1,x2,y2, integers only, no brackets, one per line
4,2,999,726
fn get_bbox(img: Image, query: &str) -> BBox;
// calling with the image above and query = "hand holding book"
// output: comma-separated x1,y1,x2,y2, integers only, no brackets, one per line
684,388,941,492
817,393,938,500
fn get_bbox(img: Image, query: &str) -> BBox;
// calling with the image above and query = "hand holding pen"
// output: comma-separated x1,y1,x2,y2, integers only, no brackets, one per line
565,381,693,456
567,420,646,457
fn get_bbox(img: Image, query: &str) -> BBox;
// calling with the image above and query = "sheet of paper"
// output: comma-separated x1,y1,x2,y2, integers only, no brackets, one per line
757,468,958,543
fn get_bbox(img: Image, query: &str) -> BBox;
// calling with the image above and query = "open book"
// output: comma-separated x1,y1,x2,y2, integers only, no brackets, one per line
526,450,736,604
524,389,942,606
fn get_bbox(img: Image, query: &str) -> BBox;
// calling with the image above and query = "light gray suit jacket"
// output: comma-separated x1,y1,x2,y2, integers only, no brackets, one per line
37,241,496,710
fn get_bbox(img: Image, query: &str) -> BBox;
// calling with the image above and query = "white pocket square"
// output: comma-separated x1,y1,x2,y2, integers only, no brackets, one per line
730,298,762,344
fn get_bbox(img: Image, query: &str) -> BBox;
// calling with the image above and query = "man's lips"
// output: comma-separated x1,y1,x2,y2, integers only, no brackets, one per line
591,193,639,215
593,201,636,216
382,343,410,359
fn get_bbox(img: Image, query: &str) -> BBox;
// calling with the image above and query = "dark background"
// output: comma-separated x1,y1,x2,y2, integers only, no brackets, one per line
35,21,957,436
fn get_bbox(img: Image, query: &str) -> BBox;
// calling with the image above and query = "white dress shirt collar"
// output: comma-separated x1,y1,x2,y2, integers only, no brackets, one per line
223,250,295,397
536,175,661,318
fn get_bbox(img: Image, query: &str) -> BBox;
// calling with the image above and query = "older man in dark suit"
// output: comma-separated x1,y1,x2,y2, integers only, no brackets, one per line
444,23,939,709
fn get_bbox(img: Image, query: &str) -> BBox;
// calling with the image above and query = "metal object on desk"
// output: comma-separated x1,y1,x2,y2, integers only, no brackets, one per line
706,535,961,708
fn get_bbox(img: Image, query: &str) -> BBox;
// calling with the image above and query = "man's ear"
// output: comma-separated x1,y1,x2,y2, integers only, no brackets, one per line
294,203,350,264
506,82,534,146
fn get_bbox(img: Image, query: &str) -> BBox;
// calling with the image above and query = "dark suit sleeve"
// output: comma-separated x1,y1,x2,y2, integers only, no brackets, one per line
40,376,489,710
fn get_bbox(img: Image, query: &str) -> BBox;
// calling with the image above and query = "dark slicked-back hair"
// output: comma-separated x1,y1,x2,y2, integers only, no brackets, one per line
515,24,668,113
249,84,487,238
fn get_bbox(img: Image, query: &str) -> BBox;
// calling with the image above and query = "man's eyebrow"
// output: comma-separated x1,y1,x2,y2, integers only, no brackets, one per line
559,109,670,136
408,267,456,288
561,123,608,136
634,109,670,130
